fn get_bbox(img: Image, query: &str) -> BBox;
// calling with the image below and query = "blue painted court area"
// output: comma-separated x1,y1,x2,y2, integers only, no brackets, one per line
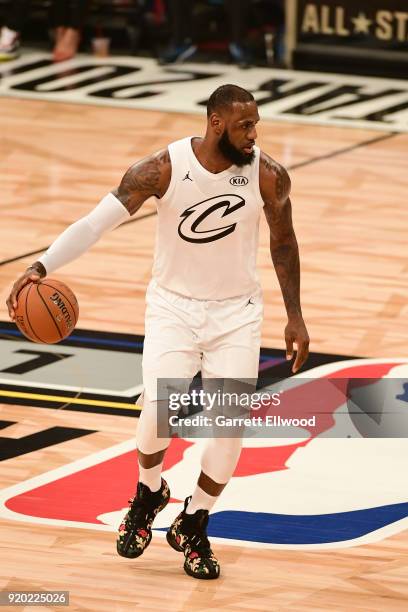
158,503,408,544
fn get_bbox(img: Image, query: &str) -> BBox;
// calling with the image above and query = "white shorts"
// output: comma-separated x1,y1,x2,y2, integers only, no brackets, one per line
142,279,263,402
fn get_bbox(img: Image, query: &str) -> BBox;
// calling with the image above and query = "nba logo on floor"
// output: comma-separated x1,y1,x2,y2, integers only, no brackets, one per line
1,358,407,549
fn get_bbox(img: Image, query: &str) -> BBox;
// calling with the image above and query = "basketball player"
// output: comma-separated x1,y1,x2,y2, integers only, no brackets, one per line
7,85,309,580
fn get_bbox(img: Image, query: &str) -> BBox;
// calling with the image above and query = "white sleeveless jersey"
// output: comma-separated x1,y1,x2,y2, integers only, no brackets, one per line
152,137,264,300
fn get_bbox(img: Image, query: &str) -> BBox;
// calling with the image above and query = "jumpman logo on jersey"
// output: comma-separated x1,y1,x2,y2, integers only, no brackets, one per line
182,171,193,182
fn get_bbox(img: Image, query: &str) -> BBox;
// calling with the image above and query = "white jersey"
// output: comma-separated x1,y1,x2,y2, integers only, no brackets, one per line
151,137,264,300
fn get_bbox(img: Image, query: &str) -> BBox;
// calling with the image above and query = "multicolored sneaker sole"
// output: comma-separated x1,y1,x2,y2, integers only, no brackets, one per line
166,501,220,580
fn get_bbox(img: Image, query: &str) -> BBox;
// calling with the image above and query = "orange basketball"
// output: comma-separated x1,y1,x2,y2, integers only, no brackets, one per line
15,279,79,344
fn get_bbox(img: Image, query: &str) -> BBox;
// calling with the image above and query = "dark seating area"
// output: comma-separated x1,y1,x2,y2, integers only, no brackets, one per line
0,0,285,65
0,1,149,53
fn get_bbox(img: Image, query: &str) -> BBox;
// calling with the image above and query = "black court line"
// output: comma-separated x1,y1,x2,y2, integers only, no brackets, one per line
0,131,397,268
0,247,50,267
289,131,397,171
0,210,157,267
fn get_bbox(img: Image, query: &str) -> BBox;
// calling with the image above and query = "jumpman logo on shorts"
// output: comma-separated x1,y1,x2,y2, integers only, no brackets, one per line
183,171,193,182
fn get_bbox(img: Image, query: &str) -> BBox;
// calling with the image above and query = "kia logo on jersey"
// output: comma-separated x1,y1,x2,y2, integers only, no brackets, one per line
1,358,407,550
230,176,248,186
178,194,245,243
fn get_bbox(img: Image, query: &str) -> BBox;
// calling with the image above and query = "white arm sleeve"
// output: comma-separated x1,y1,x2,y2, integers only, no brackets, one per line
38,192,130,274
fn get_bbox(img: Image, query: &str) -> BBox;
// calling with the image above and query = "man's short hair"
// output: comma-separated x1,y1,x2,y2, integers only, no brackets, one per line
207,84,255,117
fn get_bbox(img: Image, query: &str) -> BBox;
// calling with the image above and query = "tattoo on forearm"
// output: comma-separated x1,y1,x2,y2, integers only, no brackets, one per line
264,196,301,317
270,237,302,317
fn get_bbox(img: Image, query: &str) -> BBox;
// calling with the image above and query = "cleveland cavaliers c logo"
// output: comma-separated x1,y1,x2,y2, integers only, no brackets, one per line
178,194,245,243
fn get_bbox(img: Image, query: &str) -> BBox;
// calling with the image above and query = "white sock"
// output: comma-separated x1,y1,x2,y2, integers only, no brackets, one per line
138,462,163,493
186,485,218,514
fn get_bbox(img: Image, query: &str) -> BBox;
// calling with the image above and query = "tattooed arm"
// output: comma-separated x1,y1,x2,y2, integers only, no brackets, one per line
6,150,171,320
112,148,171,214
260,151,309,372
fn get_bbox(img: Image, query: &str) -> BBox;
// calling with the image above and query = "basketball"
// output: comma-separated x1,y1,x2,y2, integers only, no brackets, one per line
14,279,79,344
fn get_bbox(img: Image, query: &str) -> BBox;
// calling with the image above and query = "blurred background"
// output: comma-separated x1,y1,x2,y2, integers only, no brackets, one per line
2,0,407,76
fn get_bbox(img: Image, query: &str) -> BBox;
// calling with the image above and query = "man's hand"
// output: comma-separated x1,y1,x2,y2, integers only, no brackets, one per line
6,263,45,321
285,316,310,373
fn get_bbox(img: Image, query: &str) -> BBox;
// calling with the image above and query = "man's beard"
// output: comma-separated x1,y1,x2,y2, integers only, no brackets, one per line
218,130,255,167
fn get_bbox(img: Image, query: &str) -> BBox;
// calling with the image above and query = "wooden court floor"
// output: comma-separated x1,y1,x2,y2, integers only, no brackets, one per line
0,98,407,610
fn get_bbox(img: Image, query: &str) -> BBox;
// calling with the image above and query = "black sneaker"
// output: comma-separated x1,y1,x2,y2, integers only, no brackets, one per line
166,497,220,580
117,478,170,558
